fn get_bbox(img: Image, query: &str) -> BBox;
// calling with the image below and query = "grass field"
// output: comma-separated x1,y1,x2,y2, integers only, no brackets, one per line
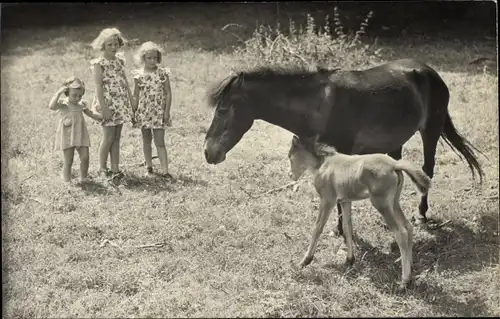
2,4,499,318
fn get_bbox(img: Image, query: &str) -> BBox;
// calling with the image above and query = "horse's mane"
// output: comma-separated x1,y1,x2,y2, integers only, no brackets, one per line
206,65,341,108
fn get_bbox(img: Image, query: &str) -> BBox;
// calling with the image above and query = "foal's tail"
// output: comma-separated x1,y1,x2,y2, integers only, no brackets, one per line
395,160,432,195
440,113,485,184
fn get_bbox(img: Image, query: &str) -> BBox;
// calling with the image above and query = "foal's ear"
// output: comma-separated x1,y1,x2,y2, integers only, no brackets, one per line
292,135,300,146
313,134,320,144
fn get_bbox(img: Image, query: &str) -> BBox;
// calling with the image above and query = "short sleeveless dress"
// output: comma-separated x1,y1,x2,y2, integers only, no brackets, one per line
54,97,91,151
89,53,131,126
131,67,171,129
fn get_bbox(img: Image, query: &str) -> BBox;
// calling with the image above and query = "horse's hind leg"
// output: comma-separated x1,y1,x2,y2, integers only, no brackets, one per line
418,120,444,224
335,203,344,236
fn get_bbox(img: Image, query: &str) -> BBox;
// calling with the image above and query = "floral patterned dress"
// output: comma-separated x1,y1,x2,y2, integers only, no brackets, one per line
131,67,171,129
90,53,131,126
54,97,91,151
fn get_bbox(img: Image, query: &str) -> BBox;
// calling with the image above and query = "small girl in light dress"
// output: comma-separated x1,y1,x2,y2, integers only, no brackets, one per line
131,41,173,178
49,77,103,183
89,27,134,180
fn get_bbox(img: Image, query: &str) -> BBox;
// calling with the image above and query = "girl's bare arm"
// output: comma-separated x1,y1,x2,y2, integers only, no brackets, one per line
48,87,66,110
93,63,108,115
163,76,172,116
83,108,103,121
132,78,140,112
122,70,134,112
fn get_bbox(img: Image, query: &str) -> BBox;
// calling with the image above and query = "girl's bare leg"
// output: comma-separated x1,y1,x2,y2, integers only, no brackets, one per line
62,147,75,182
76,146,90,181
99,126,116,172
153,128,169,174
109,124,123,173
142,128,154,170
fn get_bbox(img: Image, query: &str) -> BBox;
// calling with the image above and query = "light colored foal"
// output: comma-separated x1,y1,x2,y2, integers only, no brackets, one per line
288,135,431,289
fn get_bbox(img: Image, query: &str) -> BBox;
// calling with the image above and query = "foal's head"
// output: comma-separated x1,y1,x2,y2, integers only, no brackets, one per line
288,135,337,180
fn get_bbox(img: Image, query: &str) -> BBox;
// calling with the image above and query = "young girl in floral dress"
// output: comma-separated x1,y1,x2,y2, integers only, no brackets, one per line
131,41,173,178
49,77,103,183
89,27,134,180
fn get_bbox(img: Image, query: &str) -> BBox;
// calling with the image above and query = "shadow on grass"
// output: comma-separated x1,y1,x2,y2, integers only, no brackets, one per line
174,173,209,187
80,180,110,196
120,173,176,193
321,212,498,316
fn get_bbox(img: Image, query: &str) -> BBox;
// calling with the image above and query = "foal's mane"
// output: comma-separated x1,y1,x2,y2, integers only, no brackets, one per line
299,136,338,158
206,65,341,109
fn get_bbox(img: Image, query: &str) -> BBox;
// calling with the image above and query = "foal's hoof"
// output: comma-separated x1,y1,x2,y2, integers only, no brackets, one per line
411,215,427,226
394,279,414,294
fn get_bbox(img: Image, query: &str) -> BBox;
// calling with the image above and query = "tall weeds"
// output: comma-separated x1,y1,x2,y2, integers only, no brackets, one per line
232,7,382,70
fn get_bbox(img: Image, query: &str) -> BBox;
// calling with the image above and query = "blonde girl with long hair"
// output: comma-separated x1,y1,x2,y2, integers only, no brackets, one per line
131,41,173,178
89,27,134,180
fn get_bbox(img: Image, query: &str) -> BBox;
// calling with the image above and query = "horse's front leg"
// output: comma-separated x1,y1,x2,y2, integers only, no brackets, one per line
335,203,344,237
299,195,335,268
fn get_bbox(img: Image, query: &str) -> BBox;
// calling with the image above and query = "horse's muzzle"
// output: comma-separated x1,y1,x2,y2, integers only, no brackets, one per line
203,140,226,164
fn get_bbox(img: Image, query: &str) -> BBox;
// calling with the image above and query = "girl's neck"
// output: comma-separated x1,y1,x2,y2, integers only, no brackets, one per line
103,52,117,60
144,65,158,72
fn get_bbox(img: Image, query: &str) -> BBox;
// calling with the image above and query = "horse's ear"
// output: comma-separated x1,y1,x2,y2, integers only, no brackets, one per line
292,135,300,146
235,72,244,87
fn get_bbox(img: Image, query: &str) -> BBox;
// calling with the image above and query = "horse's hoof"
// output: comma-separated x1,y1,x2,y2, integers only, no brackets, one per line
345,256,355,267
299,256,313,268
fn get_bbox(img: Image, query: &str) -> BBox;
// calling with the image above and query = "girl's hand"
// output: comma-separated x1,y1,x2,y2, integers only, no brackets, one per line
164,113,172,127
57,86,68,95
94,112,104,121
101,107,112,121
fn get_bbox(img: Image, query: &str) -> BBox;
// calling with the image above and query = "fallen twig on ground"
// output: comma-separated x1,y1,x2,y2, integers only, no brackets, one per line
100,239,167,250
240,181,298,198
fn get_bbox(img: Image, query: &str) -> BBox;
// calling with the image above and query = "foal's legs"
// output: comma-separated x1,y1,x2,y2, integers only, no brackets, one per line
340,201,355,266
392,177,413,287
388,146,403,160
299,196,335,267
370,191,413,288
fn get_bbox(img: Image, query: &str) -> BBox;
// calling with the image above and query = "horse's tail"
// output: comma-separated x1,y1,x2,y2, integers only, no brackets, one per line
395,160,432,195
440,112,485,183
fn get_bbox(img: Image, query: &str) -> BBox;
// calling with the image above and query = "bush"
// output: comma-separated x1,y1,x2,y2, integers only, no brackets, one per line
232,7,382,70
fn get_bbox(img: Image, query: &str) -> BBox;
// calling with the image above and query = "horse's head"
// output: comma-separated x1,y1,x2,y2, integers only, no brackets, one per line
203,72,255,164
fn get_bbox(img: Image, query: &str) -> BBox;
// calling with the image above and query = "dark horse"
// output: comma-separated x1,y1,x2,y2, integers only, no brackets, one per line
203,59,484,234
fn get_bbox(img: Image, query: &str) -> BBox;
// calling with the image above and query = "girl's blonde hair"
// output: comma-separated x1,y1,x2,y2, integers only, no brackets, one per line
91,27,127,51
135,41,163,65
63,76,85,96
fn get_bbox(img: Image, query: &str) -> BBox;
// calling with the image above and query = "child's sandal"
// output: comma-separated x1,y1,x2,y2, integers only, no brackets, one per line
111,171,124,179
99,168,113,178
161,173,174,180
145,167,155,177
